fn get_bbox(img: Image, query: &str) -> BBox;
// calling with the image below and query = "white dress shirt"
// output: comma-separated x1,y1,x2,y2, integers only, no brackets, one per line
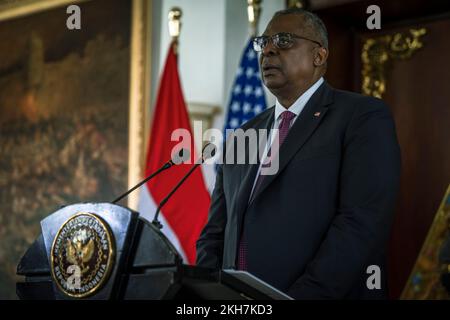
248,77,324,200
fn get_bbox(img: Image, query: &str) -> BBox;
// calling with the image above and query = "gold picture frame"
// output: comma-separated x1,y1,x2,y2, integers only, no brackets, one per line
401,184,450,300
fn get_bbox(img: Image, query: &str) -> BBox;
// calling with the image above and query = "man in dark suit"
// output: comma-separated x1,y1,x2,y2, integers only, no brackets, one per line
196,8,401,299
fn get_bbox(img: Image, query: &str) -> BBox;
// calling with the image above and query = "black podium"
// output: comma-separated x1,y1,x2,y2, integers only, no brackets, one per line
16,203,292,300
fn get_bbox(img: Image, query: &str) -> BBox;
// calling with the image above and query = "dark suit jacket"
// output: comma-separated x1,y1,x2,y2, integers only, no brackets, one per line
196,81,401,299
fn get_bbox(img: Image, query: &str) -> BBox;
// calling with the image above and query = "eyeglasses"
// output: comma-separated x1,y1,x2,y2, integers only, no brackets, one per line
253,32,322,52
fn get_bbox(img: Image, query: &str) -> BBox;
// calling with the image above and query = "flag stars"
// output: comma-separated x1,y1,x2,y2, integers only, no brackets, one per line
225,41,267,131
246,50,256,60
254,87,263,98
254,104,263,114
244,85,253,96
229,118,240,128
231,102,240,112
243,102,252,114
246,67,254,79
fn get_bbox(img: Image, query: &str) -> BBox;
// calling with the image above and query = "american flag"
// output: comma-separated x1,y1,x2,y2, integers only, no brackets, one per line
206,39,268,188
224,39,267,132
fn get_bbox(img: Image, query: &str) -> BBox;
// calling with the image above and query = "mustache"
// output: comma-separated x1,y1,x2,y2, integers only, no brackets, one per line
261,62,281,71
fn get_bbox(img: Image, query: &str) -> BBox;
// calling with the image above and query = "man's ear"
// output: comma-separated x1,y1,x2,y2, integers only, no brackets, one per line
314,47,328,67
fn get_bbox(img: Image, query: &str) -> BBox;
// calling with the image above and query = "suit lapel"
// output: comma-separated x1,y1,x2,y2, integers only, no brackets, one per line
232,108,274,237
249,81,335,204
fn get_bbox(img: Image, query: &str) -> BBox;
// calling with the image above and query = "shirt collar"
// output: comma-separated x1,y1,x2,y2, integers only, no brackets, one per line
274,77,324,121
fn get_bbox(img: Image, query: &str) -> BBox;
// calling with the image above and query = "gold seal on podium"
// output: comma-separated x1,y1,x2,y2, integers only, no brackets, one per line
50,212,115,298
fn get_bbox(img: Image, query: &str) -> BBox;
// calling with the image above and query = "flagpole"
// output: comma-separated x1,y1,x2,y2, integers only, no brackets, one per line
168,7,182,58
287,0,308,9
247,0,262,37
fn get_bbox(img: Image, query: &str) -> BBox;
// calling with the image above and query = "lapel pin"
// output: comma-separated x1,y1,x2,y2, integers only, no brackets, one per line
314,112,321,117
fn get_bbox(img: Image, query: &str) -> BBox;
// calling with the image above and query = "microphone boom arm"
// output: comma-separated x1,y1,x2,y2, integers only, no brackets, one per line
112,161,173,204
152,161,202,229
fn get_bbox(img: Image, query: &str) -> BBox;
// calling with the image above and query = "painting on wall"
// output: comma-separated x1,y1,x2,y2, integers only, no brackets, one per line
402,185,450,299
0,0,136,299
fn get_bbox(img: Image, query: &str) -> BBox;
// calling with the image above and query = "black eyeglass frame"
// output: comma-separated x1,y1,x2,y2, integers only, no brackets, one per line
253,32,322,52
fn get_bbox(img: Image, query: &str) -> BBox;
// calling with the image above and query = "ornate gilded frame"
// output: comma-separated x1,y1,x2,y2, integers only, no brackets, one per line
361,28,427,98
401,185,450,299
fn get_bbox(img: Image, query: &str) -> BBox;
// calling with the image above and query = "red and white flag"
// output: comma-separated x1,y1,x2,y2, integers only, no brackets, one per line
138,44,210,264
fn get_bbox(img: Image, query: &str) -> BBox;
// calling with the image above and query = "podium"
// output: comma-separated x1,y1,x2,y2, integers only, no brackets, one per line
16,203,292,300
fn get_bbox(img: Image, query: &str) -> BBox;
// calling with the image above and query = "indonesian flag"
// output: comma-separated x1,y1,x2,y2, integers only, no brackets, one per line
138,44,210,264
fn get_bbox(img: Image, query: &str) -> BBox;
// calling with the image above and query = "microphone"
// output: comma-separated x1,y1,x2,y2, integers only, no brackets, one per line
152,143,216,229
111,148,190,204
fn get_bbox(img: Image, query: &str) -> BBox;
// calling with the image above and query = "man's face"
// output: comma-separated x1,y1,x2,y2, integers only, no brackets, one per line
259,14,322,95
